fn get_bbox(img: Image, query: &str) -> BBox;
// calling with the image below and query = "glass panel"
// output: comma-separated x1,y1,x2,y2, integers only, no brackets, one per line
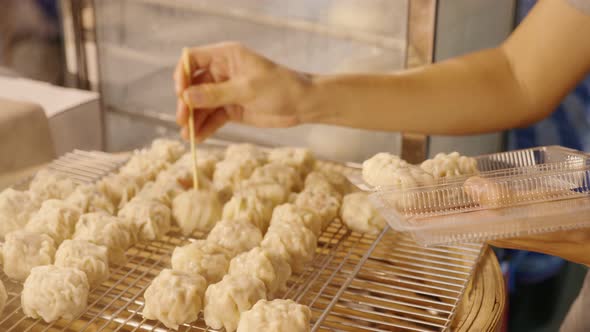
95,0,409,161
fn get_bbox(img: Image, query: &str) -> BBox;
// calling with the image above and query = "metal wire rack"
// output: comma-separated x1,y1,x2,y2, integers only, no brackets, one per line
0,150,484,332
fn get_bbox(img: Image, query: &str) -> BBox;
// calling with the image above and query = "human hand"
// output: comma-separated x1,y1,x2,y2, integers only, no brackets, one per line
174,42,313,142
463,176,590,266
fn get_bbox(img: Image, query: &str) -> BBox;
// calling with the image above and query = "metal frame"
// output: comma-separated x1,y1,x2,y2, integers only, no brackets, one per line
401,0,437,164
59,0,106,150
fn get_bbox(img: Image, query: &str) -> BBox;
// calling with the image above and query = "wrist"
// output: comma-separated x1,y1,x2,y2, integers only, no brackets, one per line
295,73,334,125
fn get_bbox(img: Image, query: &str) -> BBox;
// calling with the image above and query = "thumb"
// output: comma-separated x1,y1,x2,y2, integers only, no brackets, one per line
183,80,247,109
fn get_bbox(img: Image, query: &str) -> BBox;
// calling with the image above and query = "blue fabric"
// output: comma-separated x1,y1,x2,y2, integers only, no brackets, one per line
36,0,59,21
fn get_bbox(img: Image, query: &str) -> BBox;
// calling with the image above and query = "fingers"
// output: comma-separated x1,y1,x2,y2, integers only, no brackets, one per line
183,80,247,109
196,109,230,142
181,108,230,143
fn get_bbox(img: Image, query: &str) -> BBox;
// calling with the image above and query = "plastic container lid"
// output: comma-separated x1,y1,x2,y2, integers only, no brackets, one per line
364,146,590,245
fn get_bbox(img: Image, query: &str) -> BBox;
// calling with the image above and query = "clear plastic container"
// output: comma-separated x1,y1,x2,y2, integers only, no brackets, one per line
367,146,590,245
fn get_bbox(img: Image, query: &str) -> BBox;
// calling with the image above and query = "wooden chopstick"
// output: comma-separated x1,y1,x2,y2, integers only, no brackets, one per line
182,48,199,191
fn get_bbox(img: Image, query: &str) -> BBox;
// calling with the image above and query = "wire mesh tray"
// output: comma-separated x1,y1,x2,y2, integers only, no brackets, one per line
368,146,590,245
0,148,485,332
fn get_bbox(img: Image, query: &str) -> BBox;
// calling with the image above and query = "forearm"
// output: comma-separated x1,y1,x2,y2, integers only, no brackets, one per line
299,47,533,135
490,230,590,267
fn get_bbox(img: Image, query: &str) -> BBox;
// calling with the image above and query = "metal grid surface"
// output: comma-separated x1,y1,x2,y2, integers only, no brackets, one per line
0,150,483,332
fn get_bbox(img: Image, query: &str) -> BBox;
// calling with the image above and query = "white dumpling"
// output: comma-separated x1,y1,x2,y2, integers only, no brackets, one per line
26,199,80,245
73,212,136,265
315,169,354,195
0,279,6,316
117,199,171,241
21,265,89,323
294,189,341,229
229,247,292,298
29,170,78,201
172,189,222,235
213,158,262,195
171,240,230,285
65,184,116,215
97,173,141,207
225,143,267,163
236,179,290,207
155,164,213,192
237,299,311,332
142,269,207,330
119,151,170,184
362,153,408,187
149,138,187,162
270,203,322,238
174,152,219,179
207,219,263,257
3,230,56,281
340,192,386,234
420,152,478,178
222,194,273,232
134,180,183,208
262,220,317,273
54,239,110,288
362,153,434,188
0,188,39,239
249,163,302,192
204,274,267,332
303,171,337,195
268,147,315,176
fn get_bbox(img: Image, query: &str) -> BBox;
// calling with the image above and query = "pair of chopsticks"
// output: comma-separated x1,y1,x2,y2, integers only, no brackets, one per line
181,48,203,191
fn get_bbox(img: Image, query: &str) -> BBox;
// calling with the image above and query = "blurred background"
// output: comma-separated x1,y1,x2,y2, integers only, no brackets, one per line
0,1,588,331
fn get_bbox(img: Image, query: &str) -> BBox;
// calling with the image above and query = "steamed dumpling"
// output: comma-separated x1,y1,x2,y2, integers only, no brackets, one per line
294,189,341,229
268,147,315,176
25,199,80,245
29,170,78,201
236,180,289,207
362,153,434,188
142,269,207,330
171,240,231,285
237,299,311,332
340,192,386,234
149,138,186,162
207,219,263,257
65,184,116,214
172,189,222,235
249,163,302,192
213,158,261,195
118,199,171,241
119,150,170,184
225,144,267,163
228,247,292,298
73,212,136,265
204,274,267,332
3,230,56,281
269,203,322,238
262,220,317,273
97,173,141,207
0,188,39,239
21,265,89,323
420,152,478,178
315,169,353,195
222,194,273,232
54,239,110,288
174,152,219,179
303,171,338,196
134,180,184,208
